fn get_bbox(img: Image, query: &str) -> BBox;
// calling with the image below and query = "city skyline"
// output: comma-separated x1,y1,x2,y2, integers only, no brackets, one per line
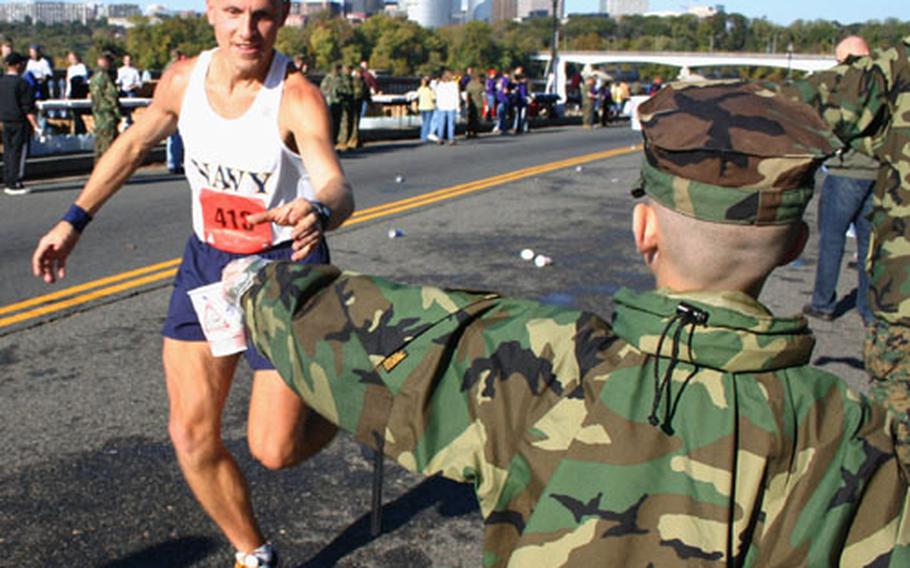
0,0,907,26
573,0,908,25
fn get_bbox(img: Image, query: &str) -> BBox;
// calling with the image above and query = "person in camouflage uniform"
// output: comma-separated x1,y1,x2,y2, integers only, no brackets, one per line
465,71,485,138
319,64,342,146
227,82,910,566
334,64,354,151
88,52,121,162
780,35,910,467
346,67,367,150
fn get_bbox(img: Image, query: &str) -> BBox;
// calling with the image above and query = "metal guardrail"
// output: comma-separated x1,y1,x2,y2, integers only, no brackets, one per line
37,97,152,111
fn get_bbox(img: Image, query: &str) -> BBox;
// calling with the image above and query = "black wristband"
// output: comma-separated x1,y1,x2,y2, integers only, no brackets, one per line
62,204,92,233
307,199,332,229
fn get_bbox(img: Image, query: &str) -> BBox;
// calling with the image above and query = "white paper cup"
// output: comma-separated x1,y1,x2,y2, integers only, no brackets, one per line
188,282,248,357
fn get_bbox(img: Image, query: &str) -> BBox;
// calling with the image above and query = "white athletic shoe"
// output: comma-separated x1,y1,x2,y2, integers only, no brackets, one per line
234,543,277,568
4,184,29,196
426,133,439,142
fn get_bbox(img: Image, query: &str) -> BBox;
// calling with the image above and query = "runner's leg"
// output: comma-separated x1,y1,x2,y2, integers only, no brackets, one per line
247,369,338,469
162,337,265,553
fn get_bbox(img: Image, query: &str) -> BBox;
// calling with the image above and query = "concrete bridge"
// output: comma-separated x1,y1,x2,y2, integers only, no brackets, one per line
536,50,837,101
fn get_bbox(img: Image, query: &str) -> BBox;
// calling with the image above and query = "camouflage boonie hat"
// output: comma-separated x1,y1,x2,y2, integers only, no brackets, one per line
635,81,841,225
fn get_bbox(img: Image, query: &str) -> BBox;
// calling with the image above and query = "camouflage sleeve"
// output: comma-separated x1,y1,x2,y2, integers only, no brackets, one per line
106,76,122,119
240,262,621,565
780,52,892,153
240,262,511,455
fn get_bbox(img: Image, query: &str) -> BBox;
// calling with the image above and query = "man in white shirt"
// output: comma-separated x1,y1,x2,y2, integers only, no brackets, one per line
116,53,142,125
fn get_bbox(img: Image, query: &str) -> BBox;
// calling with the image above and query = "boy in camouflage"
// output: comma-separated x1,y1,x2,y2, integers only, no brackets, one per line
227,82,910,566
779,35,910,473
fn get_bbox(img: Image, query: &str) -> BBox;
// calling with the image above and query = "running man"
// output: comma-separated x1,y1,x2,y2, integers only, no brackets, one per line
30,0,353,566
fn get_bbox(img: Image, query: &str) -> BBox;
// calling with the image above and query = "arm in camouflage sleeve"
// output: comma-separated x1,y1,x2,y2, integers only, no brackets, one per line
779,51,892,154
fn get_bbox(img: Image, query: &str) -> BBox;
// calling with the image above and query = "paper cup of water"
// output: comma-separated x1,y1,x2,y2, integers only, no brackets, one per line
188,282,248,357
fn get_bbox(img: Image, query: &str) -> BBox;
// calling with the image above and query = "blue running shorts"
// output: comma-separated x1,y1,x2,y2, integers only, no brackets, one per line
162,235,330,370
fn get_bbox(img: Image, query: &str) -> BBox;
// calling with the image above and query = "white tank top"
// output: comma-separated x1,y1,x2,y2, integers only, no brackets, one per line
179,48,314,251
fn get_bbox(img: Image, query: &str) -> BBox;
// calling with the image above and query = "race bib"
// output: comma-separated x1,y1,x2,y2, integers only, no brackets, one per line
200,188,272,254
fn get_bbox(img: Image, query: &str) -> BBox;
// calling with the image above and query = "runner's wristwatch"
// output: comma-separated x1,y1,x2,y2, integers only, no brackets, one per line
307,200,332,229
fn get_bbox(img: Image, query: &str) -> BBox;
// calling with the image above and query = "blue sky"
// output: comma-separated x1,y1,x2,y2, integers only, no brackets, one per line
564,1,908,25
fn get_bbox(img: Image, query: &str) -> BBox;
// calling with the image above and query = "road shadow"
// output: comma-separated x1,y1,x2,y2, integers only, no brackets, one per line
297,475,478,568
28,172,187,194
100,536,218,568
813,355,865,371
337,140,426,160
833,289,859,319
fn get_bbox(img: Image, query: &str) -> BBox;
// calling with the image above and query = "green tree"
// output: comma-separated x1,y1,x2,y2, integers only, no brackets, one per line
126,16,214,70
439,20,498,70
303,11,356,70
277,26,310,63
361,15,441,75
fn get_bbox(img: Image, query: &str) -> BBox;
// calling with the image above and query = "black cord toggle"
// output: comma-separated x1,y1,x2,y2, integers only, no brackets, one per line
647,302,709,434
675,302,709,325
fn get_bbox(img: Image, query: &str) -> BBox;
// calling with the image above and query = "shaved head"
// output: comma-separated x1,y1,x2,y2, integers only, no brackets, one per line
835,35,870,64
633,200,808,298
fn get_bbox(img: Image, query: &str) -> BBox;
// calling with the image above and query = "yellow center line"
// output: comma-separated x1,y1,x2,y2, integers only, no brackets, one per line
0,258,182,317
0,268,178,328
0,144,641,330
344,145,640,223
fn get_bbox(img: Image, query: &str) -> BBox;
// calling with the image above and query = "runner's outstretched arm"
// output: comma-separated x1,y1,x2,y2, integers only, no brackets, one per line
32,59,192,283
247,72,354,261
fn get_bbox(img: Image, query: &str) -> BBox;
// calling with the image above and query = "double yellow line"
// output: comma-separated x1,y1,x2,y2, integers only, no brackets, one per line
0,144,640,332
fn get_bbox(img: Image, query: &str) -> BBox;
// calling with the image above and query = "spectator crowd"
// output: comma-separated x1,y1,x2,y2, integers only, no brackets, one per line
0,38,157,194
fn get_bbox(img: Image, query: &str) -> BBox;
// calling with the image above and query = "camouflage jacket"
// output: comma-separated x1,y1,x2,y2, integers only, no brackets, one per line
241,263,909,567
336,73,353,102
783,36,910,326
466,80,486,109
351,74,368,102
88,69,121,129
319,72,339,104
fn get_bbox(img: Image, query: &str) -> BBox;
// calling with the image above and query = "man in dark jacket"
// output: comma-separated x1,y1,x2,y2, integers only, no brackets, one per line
1,52,40,195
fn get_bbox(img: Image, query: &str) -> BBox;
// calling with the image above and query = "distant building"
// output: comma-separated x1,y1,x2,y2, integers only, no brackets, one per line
517,0,562,19
491,0,516,22
602,0,648,17
687,5,719,18
0,1,99,24
383,0,401,15
101,3,141,18
143,3,173,17
287,1,343,17
401,0,453,28
465,0,492,21
644,5,721,19
350,0,384,14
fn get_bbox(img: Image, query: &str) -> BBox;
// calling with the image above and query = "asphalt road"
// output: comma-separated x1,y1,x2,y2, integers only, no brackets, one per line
0,126,872,567
0,127,638,308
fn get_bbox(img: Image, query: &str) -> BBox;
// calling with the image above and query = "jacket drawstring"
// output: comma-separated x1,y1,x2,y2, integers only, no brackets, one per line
648,302,709,435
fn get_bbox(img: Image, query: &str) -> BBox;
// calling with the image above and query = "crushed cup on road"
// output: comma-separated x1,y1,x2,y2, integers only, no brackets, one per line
395,175,405,184
388,228,405,238
534,254,553,268
575,165,584,172
188,283,248,357
520,248,535,261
